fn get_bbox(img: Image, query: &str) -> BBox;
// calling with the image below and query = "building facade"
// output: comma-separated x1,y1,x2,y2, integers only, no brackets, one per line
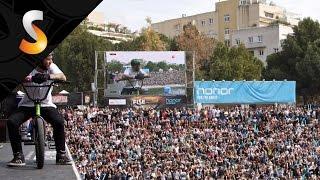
152,11,218,39
231,24,294,63
151,0,300,63
151,0,299,40
85,11,135,44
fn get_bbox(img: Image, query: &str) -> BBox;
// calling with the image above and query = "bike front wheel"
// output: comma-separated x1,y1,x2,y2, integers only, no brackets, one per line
33,117,45,169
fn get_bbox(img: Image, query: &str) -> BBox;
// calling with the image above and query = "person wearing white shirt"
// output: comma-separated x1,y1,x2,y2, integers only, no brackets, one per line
6,52,72,167
119,59,150,95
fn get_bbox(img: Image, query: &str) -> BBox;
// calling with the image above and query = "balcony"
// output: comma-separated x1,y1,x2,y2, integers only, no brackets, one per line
245,41,266,49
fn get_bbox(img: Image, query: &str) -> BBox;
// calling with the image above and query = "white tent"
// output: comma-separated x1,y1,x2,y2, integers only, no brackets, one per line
59,90,70,95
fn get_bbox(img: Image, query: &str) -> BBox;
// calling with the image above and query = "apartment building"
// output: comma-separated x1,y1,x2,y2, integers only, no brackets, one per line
152,11,218,39
152,0,298,40
151,0,300,62
231,24,294,63
85,11,135,44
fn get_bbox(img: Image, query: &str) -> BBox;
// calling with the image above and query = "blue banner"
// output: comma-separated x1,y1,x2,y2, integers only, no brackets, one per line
194,81,296,104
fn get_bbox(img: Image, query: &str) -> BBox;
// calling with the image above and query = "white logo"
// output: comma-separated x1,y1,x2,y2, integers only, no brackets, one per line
197,88,234,96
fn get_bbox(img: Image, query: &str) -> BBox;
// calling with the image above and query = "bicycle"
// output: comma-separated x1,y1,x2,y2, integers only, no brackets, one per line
21,79,69,169
117,73,148,96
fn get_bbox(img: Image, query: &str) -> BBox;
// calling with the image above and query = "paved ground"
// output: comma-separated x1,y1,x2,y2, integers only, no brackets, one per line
0,143,78,180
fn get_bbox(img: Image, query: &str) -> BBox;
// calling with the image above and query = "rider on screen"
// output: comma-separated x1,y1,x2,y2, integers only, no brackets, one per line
120,59,150,95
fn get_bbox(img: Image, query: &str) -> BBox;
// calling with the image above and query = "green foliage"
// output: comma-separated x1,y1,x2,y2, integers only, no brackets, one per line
175,24,215,80
113,28,176,51
54,25,113,92
263,18,320,101
208,43,263,80
132,27,166,51
106,60,123,73
87,25,104,31
269,20,290,26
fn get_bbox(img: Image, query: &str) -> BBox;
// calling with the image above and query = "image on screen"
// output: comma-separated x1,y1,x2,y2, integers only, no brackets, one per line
104,51,186,97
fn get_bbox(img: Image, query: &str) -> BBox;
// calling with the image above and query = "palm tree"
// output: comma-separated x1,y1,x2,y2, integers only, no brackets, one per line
114,24,120,33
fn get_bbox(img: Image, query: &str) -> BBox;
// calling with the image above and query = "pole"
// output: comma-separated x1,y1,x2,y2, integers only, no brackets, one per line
103,53,107,97
94,51,98,107
192,51,196,108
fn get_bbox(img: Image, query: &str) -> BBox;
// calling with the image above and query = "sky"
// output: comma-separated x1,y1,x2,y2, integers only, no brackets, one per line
94,0,320,32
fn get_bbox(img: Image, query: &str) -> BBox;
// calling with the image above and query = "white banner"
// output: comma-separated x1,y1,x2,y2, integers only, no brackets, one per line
52,95,68,103
108,99,126,105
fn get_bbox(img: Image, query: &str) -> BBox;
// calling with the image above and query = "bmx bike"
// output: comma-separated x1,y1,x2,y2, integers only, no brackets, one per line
21,80,69,169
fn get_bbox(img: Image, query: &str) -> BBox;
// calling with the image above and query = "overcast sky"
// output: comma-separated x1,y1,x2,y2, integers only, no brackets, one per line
94,0,320,32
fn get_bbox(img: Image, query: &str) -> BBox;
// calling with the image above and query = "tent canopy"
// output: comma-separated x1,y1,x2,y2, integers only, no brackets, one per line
59,90,70,95
17,91,25,96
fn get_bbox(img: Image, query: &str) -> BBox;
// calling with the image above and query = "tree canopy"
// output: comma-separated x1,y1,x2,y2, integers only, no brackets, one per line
263,18,320,101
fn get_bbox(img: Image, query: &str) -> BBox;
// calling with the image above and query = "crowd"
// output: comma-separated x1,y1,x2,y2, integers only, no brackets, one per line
143,70,185,86
62,105,320,179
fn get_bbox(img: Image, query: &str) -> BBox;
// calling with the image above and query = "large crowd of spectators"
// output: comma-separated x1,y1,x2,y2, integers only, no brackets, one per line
62,105,320,179
143,70,185,86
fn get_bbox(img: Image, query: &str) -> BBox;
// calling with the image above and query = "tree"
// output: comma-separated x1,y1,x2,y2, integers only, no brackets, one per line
157,61,169,71
54,25,113,92
295,40,320,100
208,43,263,80
114,24,120,33
106,60,123,73
175,24,215,79
145,61,158,72
132,27,166,51
263,18,320,102
113,18,169,51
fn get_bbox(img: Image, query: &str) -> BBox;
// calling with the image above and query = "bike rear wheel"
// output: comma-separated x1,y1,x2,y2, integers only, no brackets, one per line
33,117,45,169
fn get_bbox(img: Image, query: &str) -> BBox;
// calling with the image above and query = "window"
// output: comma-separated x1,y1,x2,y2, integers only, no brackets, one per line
259,50,264,56
258,35,263,42
274,48,279,53
175,24,181,30
240,0,247,5
224,14,230,22
236,39,240,45
225,28,230,35
265,12,274,18
248,36,253,43
201,20,206,26
225,40,230,46
209,18,214,24
209,30,215,37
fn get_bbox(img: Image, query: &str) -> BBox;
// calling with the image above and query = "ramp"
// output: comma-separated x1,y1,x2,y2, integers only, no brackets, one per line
0,143,79,180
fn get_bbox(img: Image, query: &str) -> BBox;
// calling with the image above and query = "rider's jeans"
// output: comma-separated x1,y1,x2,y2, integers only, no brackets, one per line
7,106,66,154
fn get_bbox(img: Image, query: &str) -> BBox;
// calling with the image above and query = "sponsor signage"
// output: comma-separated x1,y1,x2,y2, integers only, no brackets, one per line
52,95,68,104
109,99,126,105
194,81,296,104
129,96,162,106
164,96,186,106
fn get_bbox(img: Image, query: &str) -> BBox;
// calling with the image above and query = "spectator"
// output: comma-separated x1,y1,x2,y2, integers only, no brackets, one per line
63,105,320,179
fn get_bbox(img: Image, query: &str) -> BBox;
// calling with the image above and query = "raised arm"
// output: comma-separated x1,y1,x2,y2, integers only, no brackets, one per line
50,73,66,81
